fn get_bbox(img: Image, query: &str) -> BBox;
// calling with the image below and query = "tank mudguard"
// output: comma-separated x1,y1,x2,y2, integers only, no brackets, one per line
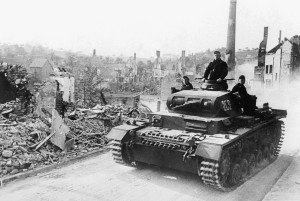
106,125,139,141
195,142,222,161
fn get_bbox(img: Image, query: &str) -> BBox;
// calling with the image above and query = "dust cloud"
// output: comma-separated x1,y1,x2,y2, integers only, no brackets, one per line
249,80,300,156
141,80,300,156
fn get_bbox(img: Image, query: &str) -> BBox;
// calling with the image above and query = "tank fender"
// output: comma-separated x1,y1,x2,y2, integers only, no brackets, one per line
195,142,222,161
106,125,139,141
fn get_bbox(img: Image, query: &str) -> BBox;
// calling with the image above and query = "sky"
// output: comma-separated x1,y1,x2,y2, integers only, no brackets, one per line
0,0,299,57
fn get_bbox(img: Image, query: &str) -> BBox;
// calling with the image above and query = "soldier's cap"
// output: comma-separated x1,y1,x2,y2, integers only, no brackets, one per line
239,75,245,80
182,76,189,80
213,50,221,54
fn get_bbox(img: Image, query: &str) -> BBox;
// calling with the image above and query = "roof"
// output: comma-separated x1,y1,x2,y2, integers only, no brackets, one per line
29,58,49,68
268,43,282,54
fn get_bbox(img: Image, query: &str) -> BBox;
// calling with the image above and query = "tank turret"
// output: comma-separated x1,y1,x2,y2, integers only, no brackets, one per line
166,89,241,117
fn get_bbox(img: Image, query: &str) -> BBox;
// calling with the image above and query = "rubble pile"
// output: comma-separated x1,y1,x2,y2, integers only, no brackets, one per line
0,101,147,178
0,112,53,177
0,64,29,89
63,104,128,149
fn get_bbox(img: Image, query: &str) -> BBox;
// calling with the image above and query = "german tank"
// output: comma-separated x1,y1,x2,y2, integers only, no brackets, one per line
107,80,287,191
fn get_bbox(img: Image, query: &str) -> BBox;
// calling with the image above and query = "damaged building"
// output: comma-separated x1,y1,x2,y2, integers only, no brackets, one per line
254,27,300,87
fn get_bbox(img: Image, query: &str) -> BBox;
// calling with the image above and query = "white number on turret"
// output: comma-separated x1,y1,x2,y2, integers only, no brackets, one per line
221,100,232,112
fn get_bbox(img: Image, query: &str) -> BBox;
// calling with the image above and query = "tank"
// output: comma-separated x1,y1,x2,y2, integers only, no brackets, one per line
107,80,287,191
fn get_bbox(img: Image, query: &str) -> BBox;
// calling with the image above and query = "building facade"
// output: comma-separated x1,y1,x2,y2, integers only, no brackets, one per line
29,58,54,82
264,36,300,87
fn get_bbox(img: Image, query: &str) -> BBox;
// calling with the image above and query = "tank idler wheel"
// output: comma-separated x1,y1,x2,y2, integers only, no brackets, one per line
229,163,242,186
239,158,249,179
256,150,263,166
269,143,276,161
262,146,271,162
247,154,256,174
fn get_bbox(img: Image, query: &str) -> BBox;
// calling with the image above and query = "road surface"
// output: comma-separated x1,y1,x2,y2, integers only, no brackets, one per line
0,150,294,201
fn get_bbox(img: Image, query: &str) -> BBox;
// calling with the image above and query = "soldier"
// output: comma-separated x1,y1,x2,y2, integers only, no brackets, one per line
171,76,193,93
181,76,193,90
231,75,257,115
202,51,228,82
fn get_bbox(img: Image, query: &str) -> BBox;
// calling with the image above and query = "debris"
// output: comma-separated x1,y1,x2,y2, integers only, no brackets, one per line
64,139,75,152
2,150,13,158
50,109,70,150
34,132,55,151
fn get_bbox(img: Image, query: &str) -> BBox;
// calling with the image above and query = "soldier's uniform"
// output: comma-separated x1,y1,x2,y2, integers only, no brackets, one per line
181,82,193,90
231,82,257,115
204,59,228,80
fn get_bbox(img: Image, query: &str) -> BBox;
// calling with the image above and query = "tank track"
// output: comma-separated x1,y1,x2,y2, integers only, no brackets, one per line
275,123,285,156
110,140,135,166
199,160,226,191
110,140,126,164
199,122,285,191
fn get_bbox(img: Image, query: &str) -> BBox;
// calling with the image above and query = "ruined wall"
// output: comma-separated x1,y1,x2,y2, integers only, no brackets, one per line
264,51,281,87
280,42,293,83
0,72,17,103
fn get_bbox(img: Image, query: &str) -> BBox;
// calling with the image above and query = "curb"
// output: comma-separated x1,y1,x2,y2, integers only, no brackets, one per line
0,147,109,187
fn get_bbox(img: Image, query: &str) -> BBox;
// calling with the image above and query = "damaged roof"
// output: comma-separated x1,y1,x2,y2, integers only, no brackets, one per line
29,58,52,69
268,43,283,54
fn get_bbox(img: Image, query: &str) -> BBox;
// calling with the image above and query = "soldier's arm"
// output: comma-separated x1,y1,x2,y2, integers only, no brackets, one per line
203,63,212,79
221,62,228,79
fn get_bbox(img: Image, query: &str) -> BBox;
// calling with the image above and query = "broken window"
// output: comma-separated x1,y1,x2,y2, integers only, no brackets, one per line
269,65,273,73
266,65,269,74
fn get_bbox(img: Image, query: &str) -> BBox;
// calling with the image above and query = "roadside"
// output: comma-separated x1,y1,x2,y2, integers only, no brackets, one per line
262,150,300,201
0,147,109,187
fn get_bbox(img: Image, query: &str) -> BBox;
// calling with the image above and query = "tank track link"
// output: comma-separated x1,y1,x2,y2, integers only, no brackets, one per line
110,140,127,165
275,123,285,156
199,160,226,191
110,140,135,166
199,122,285,191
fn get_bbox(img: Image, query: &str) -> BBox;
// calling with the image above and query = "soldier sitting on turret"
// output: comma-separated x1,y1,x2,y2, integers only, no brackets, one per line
201,51,229,90
171,76,193,93
231,75,257,115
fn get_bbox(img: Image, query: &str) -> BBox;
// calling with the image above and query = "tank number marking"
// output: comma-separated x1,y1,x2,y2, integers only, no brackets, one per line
221,100,232,111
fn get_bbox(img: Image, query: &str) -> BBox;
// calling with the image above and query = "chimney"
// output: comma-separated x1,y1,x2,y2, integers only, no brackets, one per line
182,50,185,58
278,30,282,44
258,27,268,62
226,0,237,74
134,52,136,60
156,50,160,58
255,26,268,81
263,27,268,42
93,49,96,57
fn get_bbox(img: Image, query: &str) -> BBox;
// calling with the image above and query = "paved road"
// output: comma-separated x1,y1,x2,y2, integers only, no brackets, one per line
0,151,293,201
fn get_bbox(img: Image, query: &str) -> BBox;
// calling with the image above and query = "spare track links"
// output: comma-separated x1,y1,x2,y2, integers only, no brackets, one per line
199,122,285,190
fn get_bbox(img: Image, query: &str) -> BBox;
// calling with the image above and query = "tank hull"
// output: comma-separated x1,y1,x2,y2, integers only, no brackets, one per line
109,118,284,191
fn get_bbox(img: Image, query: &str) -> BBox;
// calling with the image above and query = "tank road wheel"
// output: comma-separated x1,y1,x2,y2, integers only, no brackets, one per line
262,146,271,162
247,154,256,174
269,143,276,161
229,163,242,186
239,158,249,179
256,150,263,166
219,152,230,185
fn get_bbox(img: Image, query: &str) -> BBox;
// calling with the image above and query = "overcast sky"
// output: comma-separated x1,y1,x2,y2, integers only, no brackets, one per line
0,0,299,57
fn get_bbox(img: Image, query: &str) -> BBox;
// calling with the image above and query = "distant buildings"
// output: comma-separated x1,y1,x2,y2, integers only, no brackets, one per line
29,58,54,82
254,26,300,87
